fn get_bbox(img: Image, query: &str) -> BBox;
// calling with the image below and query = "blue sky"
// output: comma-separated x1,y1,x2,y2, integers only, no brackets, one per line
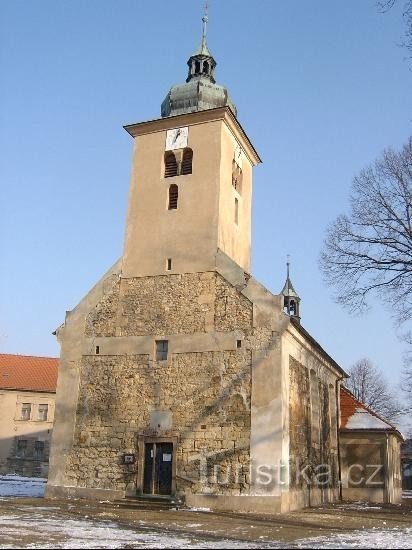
1,1,411,399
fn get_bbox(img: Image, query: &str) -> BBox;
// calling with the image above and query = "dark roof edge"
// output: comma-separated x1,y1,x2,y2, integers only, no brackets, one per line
0,386,56,394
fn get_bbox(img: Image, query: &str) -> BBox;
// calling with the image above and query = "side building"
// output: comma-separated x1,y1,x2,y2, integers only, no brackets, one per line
339,386,403,504
0,354,58,478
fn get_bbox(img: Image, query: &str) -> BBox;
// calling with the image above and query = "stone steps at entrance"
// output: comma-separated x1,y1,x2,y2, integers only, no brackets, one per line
113,495,184,511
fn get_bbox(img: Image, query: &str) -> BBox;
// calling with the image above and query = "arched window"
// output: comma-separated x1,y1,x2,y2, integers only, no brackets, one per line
203,61,209,74
168,184,178,210
164,152,178,178
195,60,201,74
181,148,193,175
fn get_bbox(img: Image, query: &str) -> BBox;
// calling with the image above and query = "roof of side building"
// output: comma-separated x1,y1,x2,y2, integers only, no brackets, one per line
340,386,403,439
0,354,58,393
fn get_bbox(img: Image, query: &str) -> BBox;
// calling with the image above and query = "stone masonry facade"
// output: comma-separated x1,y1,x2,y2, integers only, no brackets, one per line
64,271,274,497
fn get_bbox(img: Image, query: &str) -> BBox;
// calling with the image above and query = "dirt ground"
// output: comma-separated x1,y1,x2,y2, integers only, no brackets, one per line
0,496,411,548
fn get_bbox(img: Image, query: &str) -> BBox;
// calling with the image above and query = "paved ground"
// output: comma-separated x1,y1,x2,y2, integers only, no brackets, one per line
0,495,411,548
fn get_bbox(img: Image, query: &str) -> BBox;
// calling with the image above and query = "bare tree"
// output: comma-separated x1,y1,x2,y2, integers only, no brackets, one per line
378,0,412,60
346,358,404,422
401,335,412,412
320,137,412,326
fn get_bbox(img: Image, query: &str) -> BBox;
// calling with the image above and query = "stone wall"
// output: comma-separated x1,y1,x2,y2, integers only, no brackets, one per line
289,356,339,497
64,272,260,497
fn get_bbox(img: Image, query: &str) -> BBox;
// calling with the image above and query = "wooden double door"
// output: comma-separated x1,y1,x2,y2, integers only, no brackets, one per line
143,442,173,496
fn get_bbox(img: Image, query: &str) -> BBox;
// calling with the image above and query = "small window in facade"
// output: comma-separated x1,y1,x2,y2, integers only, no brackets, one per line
164,152,178,178
95,345,100,355
235,197,239,225
34,440,45,460
156,340,169,361
16,439,27,458
38,404,49,422
167,258,172,271
236,340,242,349
181,148,193,175
203,61,209,74
168,184,179,210
21,403,31,421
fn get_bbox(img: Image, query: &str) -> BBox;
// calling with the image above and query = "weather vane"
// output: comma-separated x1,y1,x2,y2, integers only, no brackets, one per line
202,1,209,39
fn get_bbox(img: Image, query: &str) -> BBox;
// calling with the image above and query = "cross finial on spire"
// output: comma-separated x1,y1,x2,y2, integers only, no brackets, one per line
202,1,209,48
286,254,291,279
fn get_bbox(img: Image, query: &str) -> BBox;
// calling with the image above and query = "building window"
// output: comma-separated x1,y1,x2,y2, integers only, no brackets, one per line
235,197,239,225
156,340,168,361
21,403,31,421
38,404,49,421
95,345,100,355
167,258,172,271
236,340,242,348
168,184,179,210
34,440,45,460
16,439,27,458
164,151,178,178
181,148,193,175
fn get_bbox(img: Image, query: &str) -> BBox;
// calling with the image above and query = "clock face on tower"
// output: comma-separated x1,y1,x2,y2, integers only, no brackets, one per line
165,127,188,150
234,144,243,168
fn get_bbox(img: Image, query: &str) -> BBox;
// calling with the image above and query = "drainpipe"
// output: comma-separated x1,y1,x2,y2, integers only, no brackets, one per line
336,376,344,502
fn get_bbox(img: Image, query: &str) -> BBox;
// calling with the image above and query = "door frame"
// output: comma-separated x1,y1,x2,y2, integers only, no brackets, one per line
137,435,177,496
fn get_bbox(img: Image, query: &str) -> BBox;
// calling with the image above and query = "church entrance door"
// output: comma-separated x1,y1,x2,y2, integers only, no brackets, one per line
143,442,173,495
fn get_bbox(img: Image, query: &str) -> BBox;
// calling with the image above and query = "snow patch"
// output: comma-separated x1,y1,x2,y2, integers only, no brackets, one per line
0,475,46,498
346,408,391,430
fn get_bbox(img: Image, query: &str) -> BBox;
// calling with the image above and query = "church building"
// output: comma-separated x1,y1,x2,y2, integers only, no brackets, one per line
46,14,348,512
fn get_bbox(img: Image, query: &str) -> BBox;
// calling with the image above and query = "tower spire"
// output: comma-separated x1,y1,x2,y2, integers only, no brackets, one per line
201,1,208,50
160,1,237,118
280,256,301,321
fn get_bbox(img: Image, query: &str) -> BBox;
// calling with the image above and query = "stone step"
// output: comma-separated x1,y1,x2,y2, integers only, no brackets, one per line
113,495,184,511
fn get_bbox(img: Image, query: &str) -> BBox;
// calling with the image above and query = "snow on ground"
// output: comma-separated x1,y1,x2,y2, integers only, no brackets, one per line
0,476,45,498
296,528,412,549
0,477,411,548
0,511,410,549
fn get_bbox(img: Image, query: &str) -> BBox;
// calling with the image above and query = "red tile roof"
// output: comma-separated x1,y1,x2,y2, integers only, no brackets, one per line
340,386,400,435
0,354,58,393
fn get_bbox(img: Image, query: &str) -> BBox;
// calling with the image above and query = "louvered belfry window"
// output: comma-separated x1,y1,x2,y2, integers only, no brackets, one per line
181,148,193,175
168,184,179,209
164,152,178,178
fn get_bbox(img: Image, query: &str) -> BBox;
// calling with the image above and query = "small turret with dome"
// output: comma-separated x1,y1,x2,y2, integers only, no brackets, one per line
161,5,237,118
280,259,301,322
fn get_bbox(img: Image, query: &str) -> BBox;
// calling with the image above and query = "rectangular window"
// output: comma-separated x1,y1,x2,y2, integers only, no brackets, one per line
34,441,45,460
235,197,239,225
156,340,169,361
38,404,49,421
167,258,172,271
21,403,31,421
95,345,100,355
16,439,27,458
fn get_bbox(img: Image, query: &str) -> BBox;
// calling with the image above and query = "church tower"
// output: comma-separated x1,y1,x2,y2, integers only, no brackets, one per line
122,14,260,277
46,8,344,513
